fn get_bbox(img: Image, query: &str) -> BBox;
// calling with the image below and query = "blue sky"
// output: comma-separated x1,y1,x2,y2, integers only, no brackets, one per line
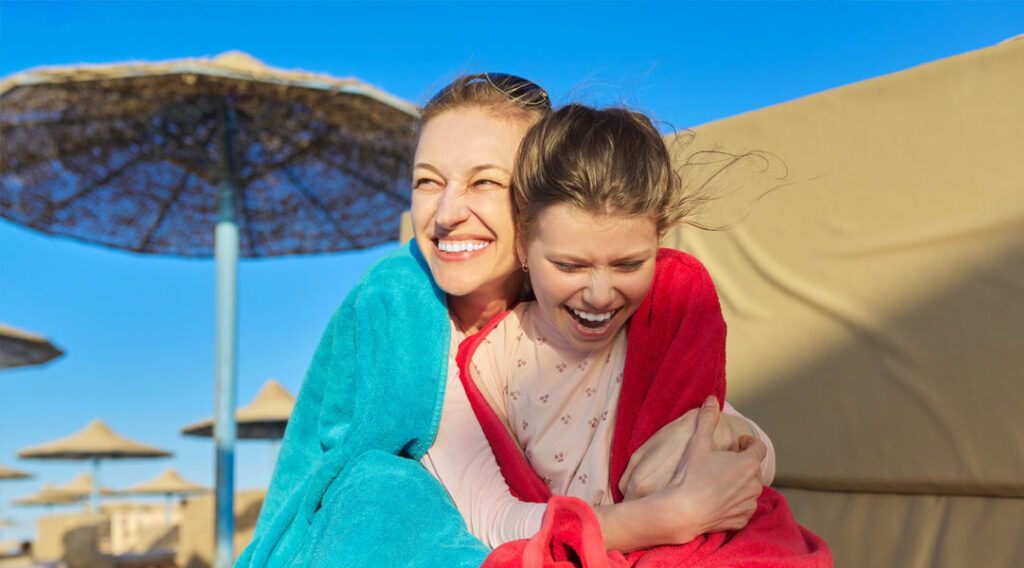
1,0,1021,545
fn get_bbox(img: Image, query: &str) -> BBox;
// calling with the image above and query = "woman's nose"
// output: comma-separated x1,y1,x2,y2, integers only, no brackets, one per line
433,184,470,229
582,272,615,310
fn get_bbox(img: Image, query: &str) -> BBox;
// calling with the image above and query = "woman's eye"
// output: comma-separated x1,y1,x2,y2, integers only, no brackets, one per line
472,178,503,189
413,178,442,190
617,261,645,271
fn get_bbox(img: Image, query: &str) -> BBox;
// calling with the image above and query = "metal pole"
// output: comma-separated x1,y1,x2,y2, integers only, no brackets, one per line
214,103,240,568
91,456,100,514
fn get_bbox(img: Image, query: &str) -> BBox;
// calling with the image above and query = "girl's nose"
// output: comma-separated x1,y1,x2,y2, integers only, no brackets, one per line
582,271,615,310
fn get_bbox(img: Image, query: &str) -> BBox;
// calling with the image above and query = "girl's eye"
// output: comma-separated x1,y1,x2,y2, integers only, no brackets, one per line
617,261,645,271
553,262,581,273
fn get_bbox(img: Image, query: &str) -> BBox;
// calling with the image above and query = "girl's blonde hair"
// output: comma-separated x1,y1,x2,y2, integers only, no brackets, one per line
513,104,693,239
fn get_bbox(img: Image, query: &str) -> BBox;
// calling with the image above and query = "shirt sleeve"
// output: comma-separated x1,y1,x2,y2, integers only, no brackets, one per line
421,319,546,548
722,401,776,486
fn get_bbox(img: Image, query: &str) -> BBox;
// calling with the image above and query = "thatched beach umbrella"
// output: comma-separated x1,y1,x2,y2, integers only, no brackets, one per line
11,483,80,507
183,378,295,473
1,50,418,568
54,472,118,500
120,468,208,524
0,465,32,546
0,465,31,481
181,378,294,440
0,323,63,370
17,419,170,513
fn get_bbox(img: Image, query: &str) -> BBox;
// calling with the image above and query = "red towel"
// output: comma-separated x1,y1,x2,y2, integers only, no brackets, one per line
457,248,831,567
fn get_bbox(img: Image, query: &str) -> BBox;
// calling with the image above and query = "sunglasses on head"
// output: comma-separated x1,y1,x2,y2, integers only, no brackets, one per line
428,72,552,111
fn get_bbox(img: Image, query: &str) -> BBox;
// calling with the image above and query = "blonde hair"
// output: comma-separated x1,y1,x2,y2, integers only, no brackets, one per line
421,73,551,126
513,104,693,239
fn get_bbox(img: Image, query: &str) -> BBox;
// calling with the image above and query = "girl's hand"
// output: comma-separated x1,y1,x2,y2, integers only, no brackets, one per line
596,397,766,551
620,404,760,500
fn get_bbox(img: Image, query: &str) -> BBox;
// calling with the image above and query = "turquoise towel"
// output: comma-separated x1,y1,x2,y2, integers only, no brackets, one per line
237,242,490,567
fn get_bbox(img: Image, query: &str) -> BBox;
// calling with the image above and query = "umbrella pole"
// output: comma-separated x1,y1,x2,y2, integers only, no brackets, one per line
268,438,281,475
91,456,100,514
214,104,240,568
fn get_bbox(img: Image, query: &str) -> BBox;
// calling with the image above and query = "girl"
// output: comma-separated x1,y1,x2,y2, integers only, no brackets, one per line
456,104,830,564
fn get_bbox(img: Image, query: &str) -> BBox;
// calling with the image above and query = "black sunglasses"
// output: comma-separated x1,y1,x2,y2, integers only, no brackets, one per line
428,72,551,111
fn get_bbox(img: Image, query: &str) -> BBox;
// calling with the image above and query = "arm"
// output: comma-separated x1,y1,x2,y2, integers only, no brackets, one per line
422,366,546,548
619,401,776,501
596,397,765,552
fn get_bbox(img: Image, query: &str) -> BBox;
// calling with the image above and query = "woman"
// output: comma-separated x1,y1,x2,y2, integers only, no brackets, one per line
238,74,773,568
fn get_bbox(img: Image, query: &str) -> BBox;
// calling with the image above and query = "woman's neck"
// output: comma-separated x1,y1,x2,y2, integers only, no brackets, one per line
448,274,524,335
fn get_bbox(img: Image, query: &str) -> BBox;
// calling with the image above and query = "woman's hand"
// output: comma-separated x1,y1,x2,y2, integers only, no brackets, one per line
595,396,765,551
620,404,761,500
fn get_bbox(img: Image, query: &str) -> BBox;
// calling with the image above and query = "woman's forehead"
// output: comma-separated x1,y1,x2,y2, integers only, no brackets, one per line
415,107,530,169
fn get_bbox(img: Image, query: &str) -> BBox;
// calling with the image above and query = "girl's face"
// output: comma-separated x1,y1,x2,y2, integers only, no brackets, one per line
411,107,531,300
518,204,659,352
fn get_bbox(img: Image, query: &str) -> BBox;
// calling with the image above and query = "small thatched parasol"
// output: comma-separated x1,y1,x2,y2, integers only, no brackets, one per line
120,468,208,524
0,464,32,545
182,378,295,472
181,378,295,439
17,419,171,512
0,323,63,370
11,483,80,507
0,465,31,480
54,472,118,499
1,51,418,567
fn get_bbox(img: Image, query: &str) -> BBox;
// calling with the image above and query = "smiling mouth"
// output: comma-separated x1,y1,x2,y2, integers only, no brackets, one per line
435,239,491,253
566,307,618,330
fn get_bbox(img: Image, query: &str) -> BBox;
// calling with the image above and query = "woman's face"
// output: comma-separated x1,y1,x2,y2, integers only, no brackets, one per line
518,204,659,352
412,107,532,299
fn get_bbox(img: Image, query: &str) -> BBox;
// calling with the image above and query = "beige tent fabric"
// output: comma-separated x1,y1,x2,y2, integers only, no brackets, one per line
663,36,1024,495
660,36,1024,567
780,487,1024,568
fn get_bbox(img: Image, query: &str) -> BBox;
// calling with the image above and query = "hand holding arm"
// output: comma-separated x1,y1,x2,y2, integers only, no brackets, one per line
595,396,765,552
619,401,775,500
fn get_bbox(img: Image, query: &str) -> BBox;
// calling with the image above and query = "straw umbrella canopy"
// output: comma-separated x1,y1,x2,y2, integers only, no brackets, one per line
0,465,32,545
1,51,418,568
0,466,31,481
11,483,80,507
181,378,295,440
54,472,118,500
120,468,208,524
182,378,295,473
0,323,63,370
17,419,170,513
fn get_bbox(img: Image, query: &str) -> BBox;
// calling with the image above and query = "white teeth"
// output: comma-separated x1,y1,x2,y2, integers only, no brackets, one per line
438,240,489,253
571,308,614,322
